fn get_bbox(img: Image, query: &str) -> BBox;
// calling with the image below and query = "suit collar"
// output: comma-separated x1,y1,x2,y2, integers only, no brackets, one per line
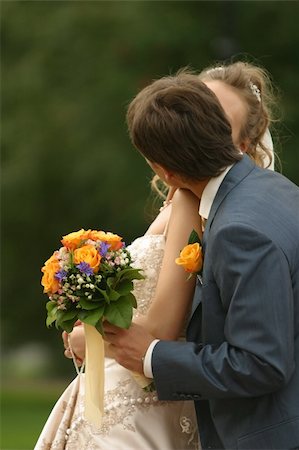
202,155,255,245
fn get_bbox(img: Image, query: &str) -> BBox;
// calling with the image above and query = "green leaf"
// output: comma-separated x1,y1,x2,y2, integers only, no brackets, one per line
107,288,120,301
55,309,78,331
96,288,110,303
79,305,105,326
56,309,78,322
114,268,145,283
188,229,201,245
107,277,115,289
46,314,57,327
125,292,138,308
46,301,58,327
95,320,104,336
143,381,156,392
116,279,134,296
60,317,78,333
46,300,57,313
79,297,103,310
104,296,133,329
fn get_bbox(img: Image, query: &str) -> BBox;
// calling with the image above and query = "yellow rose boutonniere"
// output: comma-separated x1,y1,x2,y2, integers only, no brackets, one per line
175,230,203,278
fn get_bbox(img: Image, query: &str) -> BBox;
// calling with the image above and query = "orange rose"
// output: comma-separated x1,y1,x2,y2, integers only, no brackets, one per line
61,229,91,250
73,244,101,273
175,243,203,273
41,252,60,294
90,231,123,251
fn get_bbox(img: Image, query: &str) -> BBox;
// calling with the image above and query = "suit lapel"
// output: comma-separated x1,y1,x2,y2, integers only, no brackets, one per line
202,155,255,249
189,156,255,327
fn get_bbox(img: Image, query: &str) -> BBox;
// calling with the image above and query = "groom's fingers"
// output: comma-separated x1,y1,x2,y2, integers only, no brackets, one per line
103,321,123,335
104,328,126,344
108,343,143,373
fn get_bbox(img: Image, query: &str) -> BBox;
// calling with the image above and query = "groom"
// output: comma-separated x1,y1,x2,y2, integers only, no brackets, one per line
104,71,299,449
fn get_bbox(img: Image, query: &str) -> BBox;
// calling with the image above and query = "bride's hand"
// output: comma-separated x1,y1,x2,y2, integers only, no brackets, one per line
63,321,85,366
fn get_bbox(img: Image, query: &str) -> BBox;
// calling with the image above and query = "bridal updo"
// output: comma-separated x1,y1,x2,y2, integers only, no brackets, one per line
198,61,278,169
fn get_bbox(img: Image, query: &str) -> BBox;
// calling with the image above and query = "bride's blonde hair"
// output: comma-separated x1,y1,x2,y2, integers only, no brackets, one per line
198,60,279,169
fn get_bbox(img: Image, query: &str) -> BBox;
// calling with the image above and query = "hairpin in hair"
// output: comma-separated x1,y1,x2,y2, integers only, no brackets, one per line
206,66,224,75
249,81,261,102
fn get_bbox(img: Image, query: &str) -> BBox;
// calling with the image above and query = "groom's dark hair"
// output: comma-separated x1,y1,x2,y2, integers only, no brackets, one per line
126,69,242,180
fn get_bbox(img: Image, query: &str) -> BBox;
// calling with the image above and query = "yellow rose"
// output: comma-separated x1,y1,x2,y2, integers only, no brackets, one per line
73,244,101,273
61,229,91,250
41,252,60,294
175,243,203,273
90,231,123,251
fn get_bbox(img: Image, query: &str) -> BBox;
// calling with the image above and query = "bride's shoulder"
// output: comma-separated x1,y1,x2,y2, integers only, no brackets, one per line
144,202,172,236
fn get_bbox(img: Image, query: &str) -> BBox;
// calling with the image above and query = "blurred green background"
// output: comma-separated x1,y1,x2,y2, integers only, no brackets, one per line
1,1,299,448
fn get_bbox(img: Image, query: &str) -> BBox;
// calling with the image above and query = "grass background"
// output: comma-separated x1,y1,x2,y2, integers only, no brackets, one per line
1,379,67,449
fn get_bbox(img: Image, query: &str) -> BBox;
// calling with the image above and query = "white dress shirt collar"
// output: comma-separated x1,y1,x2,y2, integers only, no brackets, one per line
199,165,234,220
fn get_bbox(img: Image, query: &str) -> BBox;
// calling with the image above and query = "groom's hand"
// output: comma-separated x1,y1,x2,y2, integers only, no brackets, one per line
103,321,155,374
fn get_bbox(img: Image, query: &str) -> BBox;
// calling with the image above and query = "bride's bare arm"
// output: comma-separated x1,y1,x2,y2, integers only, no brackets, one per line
144,186,176,236
135,189,202,340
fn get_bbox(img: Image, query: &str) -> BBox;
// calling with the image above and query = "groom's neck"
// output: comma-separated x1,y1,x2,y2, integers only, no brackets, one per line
184,178,211,200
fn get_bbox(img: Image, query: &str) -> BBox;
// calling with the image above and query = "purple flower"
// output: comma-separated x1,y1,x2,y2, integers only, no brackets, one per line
55,270,68,282
99,241,110,257
76,262,94,276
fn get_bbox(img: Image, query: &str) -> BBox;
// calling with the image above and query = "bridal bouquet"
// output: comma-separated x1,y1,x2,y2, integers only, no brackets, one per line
41,228,144,427
41,228,144,334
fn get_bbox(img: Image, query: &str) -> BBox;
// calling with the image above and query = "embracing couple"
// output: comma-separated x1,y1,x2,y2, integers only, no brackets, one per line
36,62,299,450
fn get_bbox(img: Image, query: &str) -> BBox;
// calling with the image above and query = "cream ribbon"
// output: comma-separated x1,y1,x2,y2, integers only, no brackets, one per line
84,323,105,428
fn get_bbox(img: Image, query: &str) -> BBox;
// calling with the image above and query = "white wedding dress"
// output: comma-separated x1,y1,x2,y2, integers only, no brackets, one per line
35,234,199,450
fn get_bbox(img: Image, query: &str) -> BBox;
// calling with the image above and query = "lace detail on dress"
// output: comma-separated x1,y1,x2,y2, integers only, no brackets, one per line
180,415,198,448
101,379,163,434
127,235,165,318
76,378,165,436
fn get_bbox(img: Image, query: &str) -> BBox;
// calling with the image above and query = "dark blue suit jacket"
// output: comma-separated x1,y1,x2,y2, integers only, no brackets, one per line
152,156,299,449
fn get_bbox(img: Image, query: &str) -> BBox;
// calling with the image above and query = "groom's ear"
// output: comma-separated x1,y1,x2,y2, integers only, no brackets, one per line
153,163,174,182
149,162,170,181
158,164,184,187
149,161,183,187
160,166,173,184
239,138,250,153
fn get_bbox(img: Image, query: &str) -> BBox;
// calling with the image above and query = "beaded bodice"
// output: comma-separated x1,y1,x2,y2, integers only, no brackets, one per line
128,234,166,319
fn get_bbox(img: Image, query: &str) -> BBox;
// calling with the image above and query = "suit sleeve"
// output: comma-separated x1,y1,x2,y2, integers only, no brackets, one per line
152,223,295,400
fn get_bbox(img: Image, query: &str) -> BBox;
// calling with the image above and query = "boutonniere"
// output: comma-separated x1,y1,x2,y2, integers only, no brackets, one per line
175,229,203,280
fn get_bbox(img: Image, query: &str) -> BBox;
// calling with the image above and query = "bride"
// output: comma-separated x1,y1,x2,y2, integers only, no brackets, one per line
36,183,202,450
35,61,276,449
